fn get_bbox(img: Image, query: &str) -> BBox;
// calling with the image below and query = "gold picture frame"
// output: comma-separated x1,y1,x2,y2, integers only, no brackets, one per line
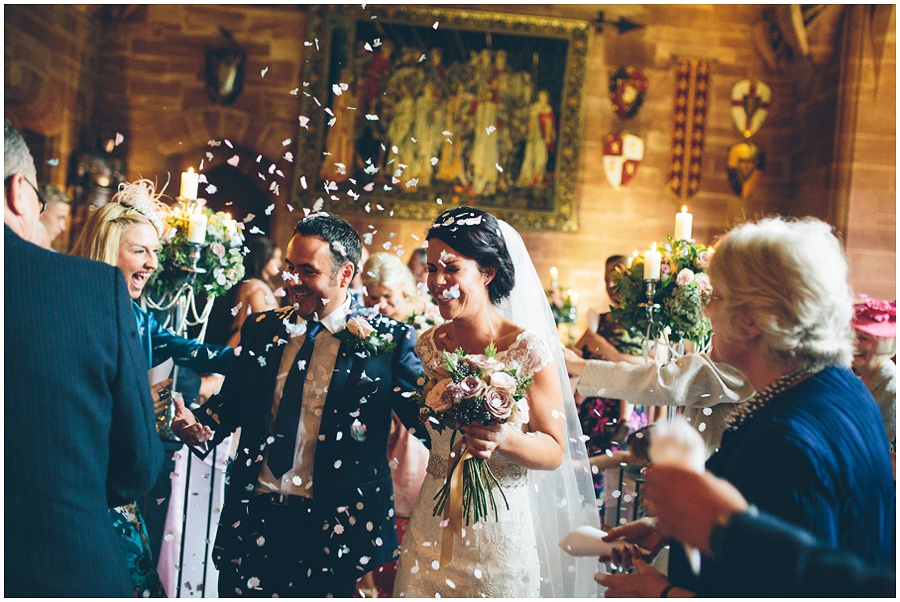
294,5,591,232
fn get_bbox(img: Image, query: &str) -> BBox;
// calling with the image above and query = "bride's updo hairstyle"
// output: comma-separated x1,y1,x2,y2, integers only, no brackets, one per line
426,207,515,305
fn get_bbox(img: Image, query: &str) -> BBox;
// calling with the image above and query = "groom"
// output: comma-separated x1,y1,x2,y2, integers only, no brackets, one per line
173,213,426,597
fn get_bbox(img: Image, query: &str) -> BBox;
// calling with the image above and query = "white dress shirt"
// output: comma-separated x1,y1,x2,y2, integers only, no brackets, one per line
256,297,350,498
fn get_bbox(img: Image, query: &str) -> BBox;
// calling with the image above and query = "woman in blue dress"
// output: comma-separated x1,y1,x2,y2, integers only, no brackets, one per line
73,180,235,597
598,217,894,597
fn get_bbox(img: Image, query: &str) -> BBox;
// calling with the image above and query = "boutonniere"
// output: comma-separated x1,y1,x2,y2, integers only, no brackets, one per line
335,315,397,357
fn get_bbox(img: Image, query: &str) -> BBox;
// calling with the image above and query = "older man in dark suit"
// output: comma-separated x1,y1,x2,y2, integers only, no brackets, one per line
4,120,163,596
173,212,426,597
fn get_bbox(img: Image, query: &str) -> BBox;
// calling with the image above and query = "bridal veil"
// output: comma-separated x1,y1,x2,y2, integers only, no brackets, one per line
497,220,601,597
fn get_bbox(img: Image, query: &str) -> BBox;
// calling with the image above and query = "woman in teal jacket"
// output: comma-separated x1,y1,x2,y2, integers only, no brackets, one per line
73,180,234,597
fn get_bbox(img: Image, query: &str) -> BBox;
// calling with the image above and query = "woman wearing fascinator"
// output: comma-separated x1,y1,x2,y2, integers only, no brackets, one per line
393,207,599,597
599,217,894,598
850,295,896,449
72,180,235,597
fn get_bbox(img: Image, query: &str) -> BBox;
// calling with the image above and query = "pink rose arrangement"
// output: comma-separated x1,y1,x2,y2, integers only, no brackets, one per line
611,237,715,351
417,343,533,525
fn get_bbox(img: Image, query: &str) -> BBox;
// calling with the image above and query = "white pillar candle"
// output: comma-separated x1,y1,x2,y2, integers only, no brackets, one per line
674,206,693,241
644,243,662,280
187,210,208,244
180,168,199,201
627,249,639,268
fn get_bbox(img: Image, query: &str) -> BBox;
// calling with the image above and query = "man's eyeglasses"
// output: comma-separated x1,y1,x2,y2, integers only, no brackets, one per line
25,178,47,213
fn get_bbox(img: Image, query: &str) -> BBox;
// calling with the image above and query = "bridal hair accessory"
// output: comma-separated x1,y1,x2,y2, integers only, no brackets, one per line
111,178,168,234
431,210,484,229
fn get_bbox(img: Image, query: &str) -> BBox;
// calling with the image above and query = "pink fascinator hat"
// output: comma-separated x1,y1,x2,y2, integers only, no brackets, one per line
851,295,896,339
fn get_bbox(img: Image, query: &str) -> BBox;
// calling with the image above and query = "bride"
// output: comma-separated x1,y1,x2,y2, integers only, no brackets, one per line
393,207,599,597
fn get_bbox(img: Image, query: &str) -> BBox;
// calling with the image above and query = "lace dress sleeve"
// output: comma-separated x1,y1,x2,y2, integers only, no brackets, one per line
511,330,552,377
414,327,441,374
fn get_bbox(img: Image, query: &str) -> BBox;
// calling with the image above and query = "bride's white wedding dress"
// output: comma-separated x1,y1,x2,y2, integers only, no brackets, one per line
393,327,551,598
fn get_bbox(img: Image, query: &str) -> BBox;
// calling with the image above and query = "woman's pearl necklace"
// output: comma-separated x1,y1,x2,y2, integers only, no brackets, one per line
726,367,819,432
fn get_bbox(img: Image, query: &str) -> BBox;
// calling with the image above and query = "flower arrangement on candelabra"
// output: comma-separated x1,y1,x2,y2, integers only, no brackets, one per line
144,173,246,341
610,236,714,358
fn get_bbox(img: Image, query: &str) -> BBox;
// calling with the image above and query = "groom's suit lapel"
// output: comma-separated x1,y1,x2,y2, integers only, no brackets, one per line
324,306,365,411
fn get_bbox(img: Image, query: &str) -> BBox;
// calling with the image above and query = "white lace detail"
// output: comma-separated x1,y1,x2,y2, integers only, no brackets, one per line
393,327,550,597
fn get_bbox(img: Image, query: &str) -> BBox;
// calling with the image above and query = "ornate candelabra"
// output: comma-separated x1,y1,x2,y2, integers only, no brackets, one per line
144,196,218,440
638,277,659,359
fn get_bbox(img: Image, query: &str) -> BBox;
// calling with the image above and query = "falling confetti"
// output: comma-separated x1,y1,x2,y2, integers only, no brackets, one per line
227,155,240,167
115,132,125,146
261,66,269,77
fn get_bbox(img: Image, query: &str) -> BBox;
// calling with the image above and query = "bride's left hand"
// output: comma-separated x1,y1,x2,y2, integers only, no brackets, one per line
461,422,506,460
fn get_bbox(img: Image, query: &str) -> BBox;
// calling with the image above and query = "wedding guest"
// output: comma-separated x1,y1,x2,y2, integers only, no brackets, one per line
394,207,599,597
170,212,425,598
636,465,896,597
35,182,71,250
5,120,162,596
406,246,428,285
850,295,896,448
226,235,283,348
358,251,437,596
348,242,370,306
570,255,647,498
362,251,441,332
72,179,235,597
599,217,895,597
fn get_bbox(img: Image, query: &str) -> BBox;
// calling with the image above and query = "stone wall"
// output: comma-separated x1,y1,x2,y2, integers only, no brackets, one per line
838,5,896,301
4,4,895,317
4,4,101,251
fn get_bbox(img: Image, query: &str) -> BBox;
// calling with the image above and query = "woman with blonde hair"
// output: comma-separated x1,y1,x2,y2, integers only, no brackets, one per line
600,217,894,597
362,251,441,335
72,180,235,597
357,251,440,597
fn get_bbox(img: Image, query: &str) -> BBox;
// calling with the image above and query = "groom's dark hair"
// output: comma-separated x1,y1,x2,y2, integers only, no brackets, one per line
427,207,515,304
294,212,362,278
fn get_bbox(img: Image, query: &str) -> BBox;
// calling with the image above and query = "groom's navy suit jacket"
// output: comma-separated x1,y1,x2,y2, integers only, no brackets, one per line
4,225,163,596
194,304,426,579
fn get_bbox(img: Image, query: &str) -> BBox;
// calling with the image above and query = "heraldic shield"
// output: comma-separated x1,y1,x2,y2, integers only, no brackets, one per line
727,142,765,197
609,67,648,120
603,132,644,189
730,79,772,138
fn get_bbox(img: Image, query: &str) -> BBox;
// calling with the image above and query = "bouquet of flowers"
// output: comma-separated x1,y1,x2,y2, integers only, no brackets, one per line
417,343,532,525
148,207,246,298
610,237,714,351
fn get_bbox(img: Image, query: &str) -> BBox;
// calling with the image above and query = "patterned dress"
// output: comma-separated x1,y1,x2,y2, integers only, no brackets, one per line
393,329,550,597
109,503,166,597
